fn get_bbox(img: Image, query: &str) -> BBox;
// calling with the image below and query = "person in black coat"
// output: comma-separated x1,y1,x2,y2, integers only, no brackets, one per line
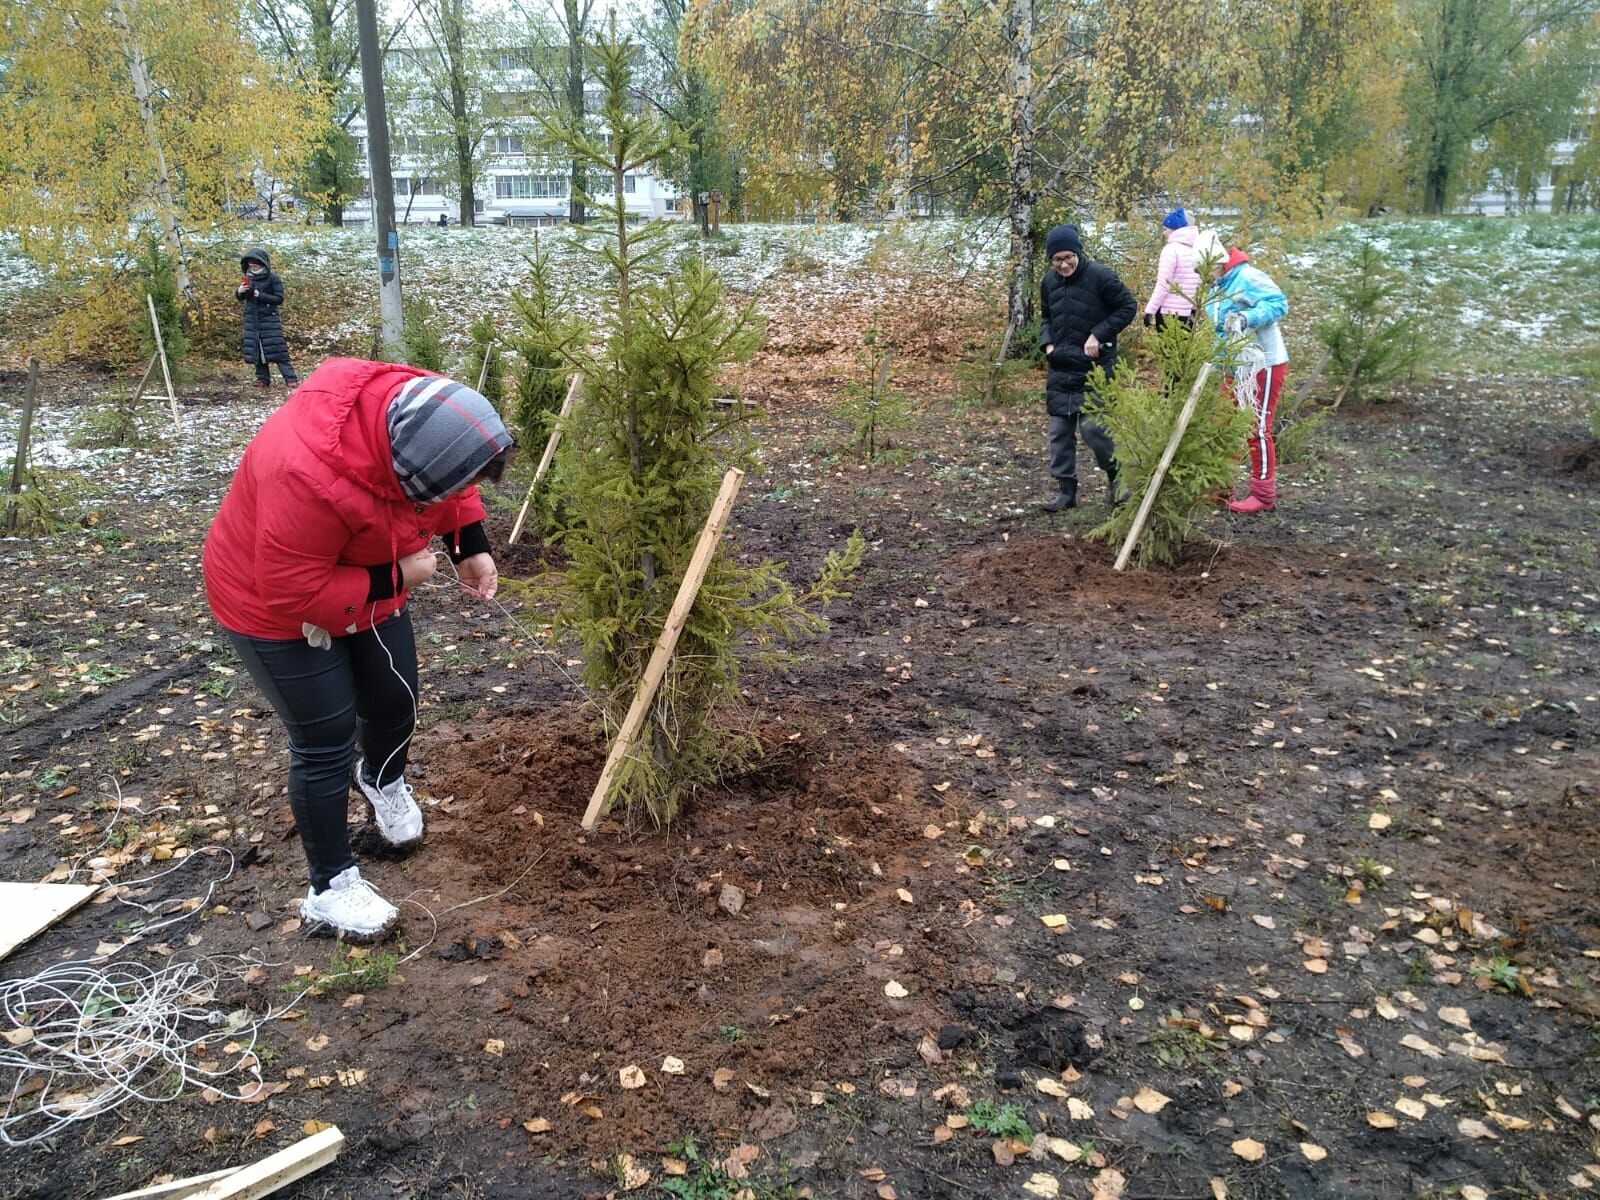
237,247,298,389
1037,224,1136,510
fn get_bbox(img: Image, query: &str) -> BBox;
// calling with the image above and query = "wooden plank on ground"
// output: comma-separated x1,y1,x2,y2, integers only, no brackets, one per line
97,1167,242,1200
581,468,745,830
0,881,100,962
191,1126,344,1200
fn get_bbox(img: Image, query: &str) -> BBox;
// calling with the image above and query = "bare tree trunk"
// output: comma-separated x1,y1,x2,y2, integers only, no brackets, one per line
108,0,194,306
566,0,587,225
984,0,1035,405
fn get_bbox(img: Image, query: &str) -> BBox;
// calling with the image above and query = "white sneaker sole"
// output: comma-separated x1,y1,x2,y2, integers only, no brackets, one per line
299,901,399,945
363,797,424,853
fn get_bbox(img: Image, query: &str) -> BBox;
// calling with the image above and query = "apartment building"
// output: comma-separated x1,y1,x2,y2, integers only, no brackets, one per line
341,43,679,228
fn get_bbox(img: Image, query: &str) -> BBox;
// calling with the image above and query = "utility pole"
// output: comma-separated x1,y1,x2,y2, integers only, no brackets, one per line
356,0,404,353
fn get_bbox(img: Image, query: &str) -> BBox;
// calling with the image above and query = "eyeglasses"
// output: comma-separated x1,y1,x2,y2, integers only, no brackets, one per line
1050,252,1078,264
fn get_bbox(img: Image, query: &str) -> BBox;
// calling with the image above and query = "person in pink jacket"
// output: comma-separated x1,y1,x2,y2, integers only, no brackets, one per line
1143,208,1201,330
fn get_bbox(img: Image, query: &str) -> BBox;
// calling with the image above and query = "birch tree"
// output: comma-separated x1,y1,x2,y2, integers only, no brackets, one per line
0,0,320,292
248,0,369,224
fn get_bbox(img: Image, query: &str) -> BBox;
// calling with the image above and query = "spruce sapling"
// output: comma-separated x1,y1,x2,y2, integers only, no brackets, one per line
522,23,862,824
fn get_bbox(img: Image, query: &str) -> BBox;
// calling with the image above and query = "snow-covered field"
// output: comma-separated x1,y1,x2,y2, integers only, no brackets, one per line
2,213,1597,376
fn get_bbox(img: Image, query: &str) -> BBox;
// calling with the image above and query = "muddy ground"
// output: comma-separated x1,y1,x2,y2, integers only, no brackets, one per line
0,298,1597,1200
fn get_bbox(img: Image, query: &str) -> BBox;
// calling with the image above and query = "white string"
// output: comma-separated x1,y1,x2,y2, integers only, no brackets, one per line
0,956,266,1147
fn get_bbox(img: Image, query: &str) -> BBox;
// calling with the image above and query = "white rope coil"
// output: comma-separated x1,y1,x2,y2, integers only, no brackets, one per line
0,956,266,1147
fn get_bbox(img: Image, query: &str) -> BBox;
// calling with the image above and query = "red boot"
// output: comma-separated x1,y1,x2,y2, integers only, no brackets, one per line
1228,477,1276,514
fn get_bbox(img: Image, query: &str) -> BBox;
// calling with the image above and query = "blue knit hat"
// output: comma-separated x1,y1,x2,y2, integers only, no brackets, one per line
387,376,513,503
1045,225,1082,259
1162,208,1189,231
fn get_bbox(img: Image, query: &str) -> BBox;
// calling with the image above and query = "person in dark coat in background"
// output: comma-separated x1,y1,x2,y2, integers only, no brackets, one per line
237,247,298,389
1038,224,1137,511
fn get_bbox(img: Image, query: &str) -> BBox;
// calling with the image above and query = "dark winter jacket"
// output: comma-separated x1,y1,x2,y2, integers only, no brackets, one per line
1038,259,1137,416
238,247,290,365
203,358,493,640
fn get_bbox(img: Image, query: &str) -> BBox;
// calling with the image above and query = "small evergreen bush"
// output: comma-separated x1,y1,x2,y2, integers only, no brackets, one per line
1316,241,1420,406
835,324,911,460
1086,303,1249,568
135,231,188,381
462,315,506,405
401,298,449,373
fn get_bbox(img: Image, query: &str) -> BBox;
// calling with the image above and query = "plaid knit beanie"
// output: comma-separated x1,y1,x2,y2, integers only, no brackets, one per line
387,375,513,503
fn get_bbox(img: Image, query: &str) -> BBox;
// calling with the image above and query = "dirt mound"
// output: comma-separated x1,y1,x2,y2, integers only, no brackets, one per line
380,708,953,1153
956,533,1377,620
1552,440,1600,481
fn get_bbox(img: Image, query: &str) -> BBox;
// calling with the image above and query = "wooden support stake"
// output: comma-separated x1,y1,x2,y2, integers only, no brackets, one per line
508,372,580,546
475,342,494,393
131,352,160,405
97,1167,242,1200
4,356,40,534
1114,362,1213,573
581,468,745,830
145,292,181,430
191,1126,344,1200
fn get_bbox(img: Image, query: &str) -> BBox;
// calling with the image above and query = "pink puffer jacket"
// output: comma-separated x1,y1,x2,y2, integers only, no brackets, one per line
1145,225,1201,317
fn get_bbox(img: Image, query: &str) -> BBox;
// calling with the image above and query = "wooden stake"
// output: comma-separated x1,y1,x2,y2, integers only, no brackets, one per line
191,1126,343,1199
4,357,40,534
581,468,745,830
145,292,181,430
131,351,160,404
508,373,580,546
97,1167,241,1200
475,342,494,392
1114,362,1213,572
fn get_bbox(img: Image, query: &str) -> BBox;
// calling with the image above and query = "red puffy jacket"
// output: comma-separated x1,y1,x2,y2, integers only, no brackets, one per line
203,358,488,640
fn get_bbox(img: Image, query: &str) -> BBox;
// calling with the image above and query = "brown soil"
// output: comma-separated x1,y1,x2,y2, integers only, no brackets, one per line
1554,439,1600,481
1,318,1597,1200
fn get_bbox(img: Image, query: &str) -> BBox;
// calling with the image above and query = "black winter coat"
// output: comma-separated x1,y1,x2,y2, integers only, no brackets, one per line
238,247,290,365
1038,260,1137,416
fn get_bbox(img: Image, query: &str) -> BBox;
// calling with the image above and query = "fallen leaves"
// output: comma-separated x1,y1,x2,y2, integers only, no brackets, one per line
1230,1137,1266,1162
618,1064,646,1089
522,1117,551,1134
1023,1173,1060,1197
1040,914,1068,930
883,980,909,999
1299,1142,1327,1162
1132,1086,1171,1114
1366,1111,1399,1129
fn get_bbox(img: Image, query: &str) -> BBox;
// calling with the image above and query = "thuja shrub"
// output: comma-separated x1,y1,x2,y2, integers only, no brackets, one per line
524,26,862,825
1086,312,1248,568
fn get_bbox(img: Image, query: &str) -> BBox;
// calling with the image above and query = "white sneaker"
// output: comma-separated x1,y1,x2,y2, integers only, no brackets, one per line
354,759,424,850
300,866,399,943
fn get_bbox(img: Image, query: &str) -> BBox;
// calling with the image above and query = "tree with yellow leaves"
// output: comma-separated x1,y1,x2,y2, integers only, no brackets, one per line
0,0,323,300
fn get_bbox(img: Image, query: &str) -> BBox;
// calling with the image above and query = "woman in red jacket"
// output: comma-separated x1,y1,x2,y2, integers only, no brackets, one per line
204,359,513,941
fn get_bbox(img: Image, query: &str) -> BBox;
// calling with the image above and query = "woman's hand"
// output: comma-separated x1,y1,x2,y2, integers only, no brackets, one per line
457,552,498,600
399,548,439,590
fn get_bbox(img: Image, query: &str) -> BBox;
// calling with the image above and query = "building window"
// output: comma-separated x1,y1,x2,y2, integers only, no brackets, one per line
624,174,637,194
495,174,568,199
493,134,526,155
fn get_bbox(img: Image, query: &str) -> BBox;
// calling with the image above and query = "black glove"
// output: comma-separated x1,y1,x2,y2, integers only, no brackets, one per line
1143,313,1155,328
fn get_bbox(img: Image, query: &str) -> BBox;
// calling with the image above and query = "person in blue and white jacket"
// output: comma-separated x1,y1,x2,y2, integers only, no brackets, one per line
1196,234,1289,514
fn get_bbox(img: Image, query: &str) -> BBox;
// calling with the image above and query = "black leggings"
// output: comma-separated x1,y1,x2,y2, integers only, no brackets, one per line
227,610,418,891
